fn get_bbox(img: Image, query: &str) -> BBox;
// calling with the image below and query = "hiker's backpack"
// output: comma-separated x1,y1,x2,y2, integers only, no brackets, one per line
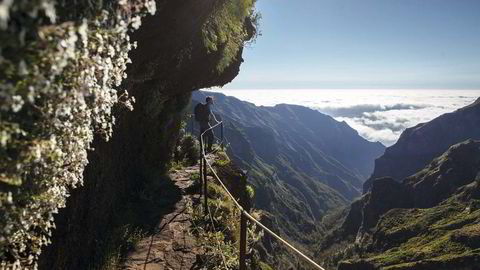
194,103,209,122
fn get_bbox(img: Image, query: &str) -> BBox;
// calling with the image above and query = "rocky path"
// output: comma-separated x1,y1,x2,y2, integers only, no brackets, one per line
122,165,203,270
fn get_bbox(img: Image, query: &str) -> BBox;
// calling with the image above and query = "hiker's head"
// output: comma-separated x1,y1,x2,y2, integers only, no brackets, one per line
206,96,214,105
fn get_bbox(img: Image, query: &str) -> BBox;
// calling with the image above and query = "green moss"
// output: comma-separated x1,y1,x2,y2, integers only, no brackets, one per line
208,182,231,201
214,158,231,167
246,185,255,199
168,161,185,172
202,0,258,72
214,149,231,166
191,172,200,182
258,261,274,270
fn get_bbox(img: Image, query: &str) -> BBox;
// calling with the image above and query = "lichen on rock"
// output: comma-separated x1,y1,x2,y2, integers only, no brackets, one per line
0,0,155,268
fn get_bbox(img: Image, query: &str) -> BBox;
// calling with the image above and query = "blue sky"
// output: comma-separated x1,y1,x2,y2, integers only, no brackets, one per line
225,0,480,89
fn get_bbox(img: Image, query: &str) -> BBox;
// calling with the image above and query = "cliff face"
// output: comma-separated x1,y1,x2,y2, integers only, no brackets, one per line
190,91,385,260
40,1,256,269
318,140,480,270
364,98,480,192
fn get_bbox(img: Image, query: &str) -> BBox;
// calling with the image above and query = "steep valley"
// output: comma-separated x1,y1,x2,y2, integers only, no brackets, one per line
191,91,385,265
318,98,480,270
364,97,480,192
3,1,479,269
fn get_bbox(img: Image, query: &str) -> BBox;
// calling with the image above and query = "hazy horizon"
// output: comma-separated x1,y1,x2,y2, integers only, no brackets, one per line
215,1,480,144
230,0,480,89
206,88,480,146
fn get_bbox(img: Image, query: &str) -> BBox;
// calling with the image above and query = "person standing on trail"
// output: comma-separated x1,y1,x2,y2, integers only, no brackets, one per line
194,96,219,152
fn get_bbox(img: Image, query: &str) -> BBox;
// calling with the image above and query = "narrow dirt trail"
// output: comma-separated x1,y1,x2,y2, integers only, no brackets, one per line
121,165,203,270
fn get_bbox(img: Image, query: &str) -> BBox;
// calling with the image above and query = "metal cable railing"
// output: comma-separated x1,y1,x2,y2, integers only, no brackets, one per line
198,121,326,270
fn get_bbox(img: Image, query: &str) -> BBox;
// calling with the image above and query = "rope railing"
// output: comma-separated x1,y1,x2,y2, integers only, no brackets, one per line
198,120,326,270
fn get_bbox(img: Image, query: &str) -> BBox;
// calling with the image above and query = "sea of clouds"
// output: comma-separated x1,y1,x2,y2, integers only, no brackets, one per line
206,89,480,146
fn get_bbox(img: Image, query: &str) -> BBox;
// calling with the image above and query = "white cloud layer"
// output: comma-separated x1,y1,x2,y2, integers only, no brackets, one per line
207,89,480,146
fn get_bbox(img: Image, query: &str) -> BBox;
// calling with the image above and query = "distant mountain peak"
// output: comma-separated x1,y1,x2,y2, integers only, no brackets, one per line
364,98,480,192
324,140,480,269
191,90,386,247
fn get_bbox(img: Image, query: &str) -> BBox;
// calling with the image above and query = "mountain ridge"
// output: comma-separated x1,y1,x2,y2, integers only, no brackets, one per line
364,97,480,192
190,91,385,259
318,140,480,269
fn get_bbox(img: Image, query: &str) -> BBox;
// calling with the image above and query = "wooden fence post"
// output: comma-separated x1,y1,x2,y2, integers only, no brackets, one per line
203,155,208,216
239,173,248,270
221,122,224,150
190,114,194,134
239,212,247,270
199,136,203,185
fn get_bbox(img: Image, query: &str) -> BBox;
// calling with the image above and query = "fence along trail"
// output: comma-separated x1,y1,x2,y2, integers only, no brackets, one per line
199,121,326,270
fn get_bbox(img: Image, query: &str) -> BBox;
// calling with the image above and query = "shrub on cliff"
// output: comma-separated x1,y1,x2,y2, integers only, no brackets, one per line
0,0,155,268
179,134,201,166
202,0,260,72
174,133,200,166
190,160,264,270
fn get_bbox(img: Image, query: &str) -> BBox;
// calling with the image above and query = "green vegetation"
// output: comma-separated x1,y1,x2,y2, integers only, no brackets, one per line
178,134,201,165
366,195,480,268
190,150,271,269
0,0,262,267
332,185,480,269
214,155,231,167
257,261,274,270
174,120,201,166
190,191,265,269
98,225,145,270
168,161,185,172
0,0,155,267
191,172,201,183
172,130,201,172
202,0,260,72
318,140,480,269
246,185,255,199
